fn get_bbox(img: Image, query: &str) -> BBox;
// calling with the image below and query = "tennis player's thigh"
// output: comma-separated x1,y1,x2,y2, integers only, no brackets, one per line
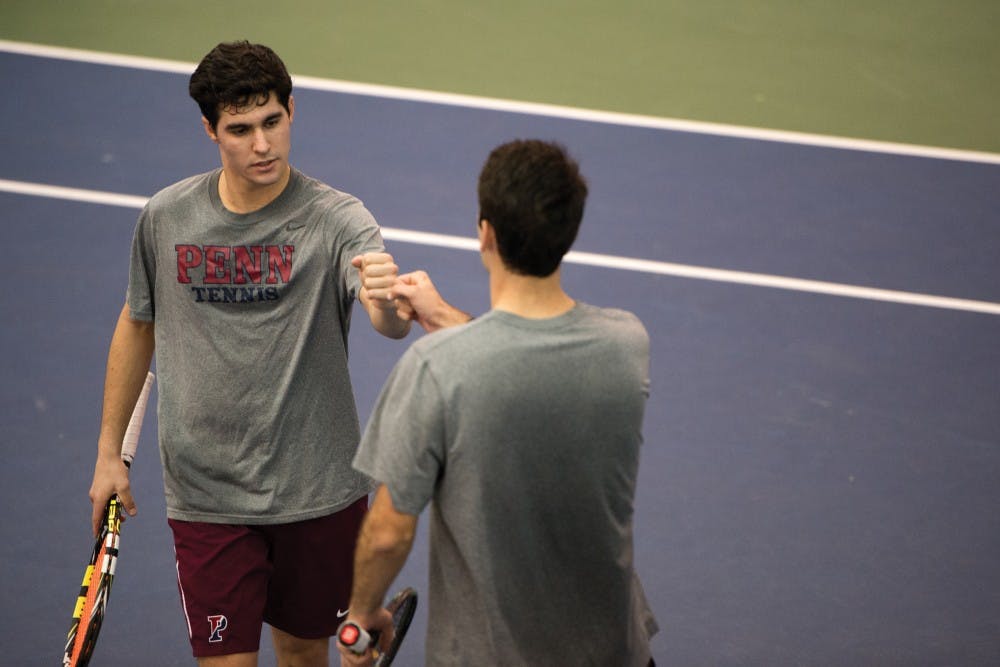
261,497,368,639
169,519,272,658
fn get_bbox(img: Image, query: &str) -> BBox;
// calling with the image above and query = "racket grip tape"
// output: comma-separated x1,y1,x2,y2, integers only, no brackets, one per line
337,620,376,655
121,371,154,466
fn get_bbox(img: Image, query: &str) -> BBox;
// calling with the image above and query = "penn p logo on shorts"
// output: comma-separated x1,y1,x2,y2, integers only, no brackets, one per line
208,614,229,643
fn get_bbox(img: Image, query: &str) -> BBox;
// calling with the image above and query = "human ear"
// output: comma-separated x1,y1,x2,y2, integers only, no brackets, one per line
478,219,496,253
202,117,219,143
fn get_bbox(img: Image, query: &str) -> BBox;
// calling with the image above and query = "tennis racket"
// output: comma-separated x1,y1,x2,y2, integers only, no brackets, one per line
374,587,418,666
62,371,155,667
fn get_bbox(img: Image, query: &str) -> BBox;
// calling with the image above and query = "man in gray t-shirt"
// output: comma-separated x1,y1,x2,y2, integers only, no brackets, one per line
338,140,658,666
87,42,410,664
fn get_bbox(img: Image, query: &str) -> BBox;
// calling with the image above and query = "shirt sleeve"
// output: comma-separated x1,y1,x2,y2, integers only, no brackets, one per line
353,345,446,515
126,204,156,321
333,198,385,302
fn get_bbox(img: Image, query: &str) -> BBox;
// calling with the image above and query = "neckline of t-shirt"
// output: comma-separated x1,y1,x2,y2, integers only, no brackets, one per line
208,168,300,227
485,302,585,329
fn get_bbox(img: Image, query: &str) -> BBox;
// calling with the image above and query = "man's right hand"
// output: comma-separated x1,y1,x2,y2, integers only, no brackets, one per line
89,450,136,536
390,271,472,333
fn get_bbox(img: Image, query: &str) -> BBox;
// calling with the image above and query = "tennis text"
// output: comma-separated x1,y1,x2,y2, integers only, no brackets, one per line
176,244,294,303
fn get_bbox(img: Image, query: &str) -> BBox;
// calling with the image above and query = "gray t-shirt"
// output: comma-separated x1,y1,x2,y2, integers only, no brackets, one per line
354,303,659,666
128,168,381,523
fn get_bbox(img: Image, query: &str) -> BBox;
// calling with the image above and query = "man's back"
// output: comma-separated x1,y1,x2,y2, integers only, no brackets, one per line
357,302,658,666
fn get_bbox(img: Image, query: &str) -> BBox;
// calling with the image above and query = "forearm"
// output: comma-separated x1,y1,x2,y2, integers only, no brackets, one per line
98,305,155,458
350,529,413,617
361,288,412,339
420,301,473,333
349,487,417,618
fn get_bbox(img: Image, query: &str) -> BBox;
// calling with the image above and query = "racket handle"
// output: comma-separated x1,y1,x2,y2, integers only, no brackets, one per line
121,372,154,466
337,621,376,655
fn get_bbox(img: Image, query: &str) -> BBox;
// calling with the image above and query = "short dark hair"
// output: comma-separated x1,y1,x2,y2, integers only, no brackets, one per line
188,41,292,130
477,140,588,277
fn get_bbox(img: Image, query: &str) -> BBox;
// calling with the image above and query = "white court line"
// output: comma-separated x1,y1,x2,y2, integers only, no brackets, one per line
3,177,998,316
3,39,1000,165
0,179,150,209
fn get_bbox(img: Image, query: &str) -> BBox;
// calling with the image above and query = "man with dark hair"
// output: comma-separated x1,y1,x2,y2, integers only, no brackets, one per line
337,140,659,666
188,41,294,131
88,41,410,666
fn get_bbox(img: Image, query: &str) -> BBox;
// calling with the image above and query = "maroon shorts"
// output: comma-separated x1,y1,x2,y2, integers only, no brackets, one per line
168,497,367,658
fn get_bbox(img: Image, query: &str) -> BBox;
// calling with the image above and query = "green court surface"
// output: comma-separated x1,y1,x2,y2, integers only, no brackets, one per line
2,0,998,153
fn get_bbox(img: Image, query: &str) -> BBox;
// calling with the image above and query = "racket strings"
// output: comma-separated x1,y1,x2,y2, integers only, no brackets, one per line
66,499,123,666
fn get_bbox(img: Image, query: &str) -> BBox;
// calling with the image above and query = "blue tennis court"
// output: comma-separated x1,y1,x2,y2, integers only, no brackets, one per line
1,45,998,665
